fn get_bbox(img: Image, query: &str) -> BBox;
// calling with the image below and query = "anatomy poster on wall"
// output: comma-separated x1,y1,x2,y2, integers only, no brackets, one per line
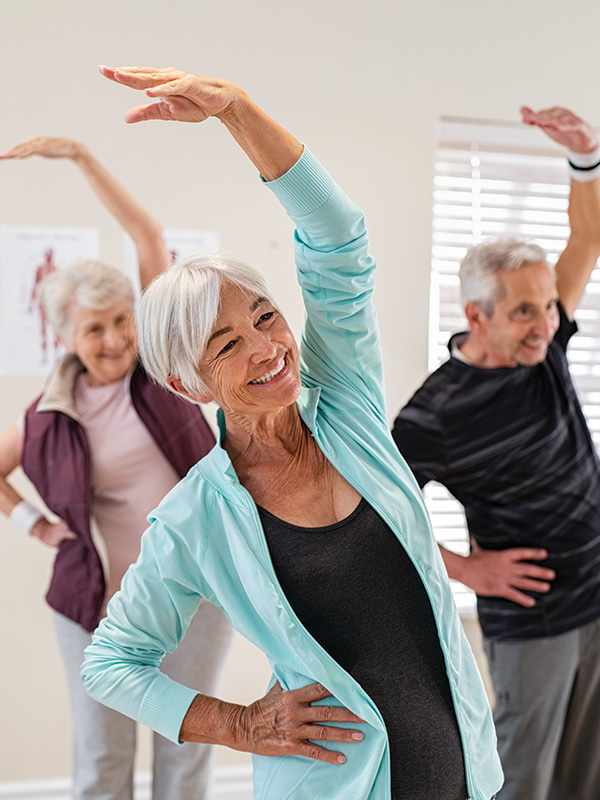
0,226,99,376
122,228,220,296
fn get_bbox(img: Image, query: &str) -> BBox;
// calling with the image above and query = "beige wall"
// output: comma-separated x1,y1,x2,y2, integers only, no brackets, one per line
1,0,599,782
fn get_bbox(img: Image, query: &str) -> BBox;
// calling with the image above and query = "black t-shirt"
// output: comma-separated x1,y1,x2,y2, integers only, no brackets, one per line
259,499,468,800
393,304,600,641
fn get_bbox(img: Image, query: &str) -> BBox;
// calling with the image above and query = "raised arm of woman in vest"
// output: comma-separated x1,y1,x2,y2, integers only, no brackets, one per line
0,424,76,546
0,136,170,290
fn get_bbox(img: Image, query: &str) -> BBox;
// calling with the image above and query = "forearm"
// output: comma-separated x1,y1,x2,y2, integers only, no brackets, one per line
0,475,27,517
179,692,244,747
73,145,157,238
73,146,170,288
555,174,600,316
566,174,600,247
82,538,209,743
0,425,26,516
438,544,467,583
218,90,303,182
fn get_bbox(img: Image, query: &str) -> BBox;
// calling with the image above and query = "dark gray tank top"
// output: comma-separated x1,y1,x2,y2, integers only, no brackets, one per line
258,498,468,800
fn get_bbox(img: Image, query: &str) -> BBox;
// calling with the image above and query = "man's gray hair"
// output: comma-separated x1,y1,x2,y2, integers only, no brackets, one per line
136,252,277,402
41,260,135,345
459,237,550,315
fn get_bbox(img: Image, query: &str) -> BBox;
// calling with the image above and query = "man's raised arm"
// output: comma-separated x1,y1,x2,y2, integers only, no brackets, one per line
521,105,600,319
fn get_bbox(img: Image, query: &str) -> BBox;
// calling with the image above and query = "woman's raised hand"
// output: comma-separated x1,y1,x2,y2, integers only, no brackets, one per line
99,66,240,125
100,65,302,180
0,136,86,161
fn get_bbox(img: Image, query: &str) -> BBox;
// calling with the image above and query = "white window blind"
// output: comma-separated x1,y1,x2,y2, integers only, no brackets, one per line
427,117,600,613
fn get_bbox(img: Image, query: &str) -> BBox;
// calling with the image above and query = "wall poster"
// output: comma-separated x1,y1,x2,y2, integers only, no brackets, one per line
0,226,99,376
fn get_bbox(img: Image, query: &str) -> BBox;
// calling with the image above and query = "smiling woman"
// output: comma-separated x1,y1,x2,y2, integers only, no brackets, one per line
42,260,137,386
0,139,230,800
167,280,301,415
81,66,503,800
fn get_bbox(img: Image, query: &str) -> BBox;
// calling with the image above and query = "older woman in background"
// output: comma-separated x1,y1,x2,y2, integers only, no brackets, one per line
83,67,502,800
0,138,232,800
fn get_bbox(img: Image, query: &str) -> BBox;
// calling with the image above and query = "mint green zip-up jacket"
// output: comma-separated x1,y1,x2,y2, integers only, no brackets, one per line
82,148,502,800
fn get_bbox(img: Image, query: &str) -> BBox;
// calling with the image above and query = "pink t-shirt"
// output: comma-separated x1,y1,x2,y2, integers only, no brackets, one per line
73,371,180,610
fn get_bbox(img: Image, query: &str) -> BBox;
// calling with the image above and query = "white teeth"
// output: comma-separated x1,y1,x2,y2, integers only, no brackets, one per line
250,358,285,385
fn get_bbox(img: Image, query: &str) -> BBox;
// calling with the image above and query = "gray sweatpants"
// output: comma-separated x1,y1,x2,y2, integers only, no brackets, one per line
55,601,233,800
483,616,600,800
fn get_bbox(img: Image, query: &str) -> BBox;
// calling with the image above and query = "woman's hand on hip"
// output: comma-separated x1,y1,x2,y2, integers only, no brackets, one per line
234,681,365,764
180,680,365,764
31,518,77,548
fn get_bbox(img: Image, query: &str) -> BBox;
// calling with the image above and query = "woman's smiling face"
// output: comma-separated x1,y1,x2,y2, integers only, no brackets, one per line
195,280,301,417
68,300,136,386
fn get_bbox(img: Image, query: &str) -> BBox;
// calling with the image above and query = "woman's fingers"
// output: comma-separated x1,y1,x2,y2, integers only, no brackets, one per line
100,66,236,125
305,700,365,726
298,722,363,742
278,681,364,722
0,136,81,160
296,741,349,764
0,137,51,159
123,102,177,124
239,681,365,763
99,65,183,89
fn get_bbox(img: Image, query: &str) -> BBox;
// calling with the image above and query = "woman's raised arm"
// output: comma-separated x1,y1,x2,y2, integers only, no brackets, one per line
0,136,170,289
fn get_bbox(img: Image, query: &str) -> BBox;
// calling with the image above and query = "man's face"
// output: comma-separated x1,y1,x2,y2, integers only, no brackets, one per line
477,261,560,367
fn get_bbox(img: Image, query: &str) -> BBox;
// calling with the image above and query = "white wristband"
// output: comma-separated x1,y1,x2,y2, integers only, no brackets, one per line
9,501,44,536
567,146,600,182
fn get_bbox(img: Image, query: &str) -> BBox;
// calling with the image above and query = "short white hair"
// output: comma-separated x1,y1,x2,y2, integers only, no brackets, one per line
459,238,551,315
136,252,277,401
40,260,134,344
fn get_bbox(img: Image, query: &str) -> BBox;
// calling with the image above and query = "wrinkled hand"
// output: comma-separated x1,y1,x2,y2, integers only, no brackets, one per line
99,65,240,125
0,136,86,161
461,539,555,607
235,681,364,764
521,105,599,154
31,518,77,548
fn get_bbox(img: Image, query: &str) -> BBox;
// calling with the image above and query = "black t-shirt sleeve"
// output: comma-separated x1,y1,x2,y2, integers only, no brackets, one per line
392,393,448,488
553,301,578,351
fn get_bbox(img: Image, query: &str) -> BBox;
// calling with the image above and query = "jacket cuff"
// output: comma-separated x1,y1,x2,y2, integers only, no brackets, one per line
263,147,336,218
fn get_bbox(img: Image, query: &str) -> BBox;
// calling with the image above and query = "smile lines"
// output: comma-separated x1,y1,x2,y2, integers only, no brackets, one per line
249,358,285,385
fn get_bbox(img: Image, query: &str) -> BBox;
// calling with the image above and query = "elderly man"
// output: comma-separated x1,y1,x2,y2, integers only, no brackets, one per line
392,106,600,800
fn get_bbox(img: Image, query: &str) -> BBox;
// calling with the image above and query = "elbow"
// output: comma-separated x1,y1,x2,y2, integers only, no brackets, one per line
80,643,107,703
80,652,97,699
568,229,600,258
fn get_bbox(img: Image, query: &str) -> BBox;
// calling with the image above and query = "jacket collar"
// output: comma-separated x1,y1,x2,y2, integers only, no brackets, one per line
36,354,86,420
36,353,134,422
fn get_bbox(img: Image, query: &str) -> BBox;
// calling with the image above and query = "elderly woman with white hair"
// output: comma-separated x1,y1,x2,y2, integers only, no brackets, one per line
83,67,503,800
0,140,232,800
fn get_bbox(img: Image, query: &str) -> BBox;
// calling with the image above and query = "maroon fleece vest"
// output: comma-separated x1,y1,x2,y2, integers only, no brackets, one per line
22,362,215,632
